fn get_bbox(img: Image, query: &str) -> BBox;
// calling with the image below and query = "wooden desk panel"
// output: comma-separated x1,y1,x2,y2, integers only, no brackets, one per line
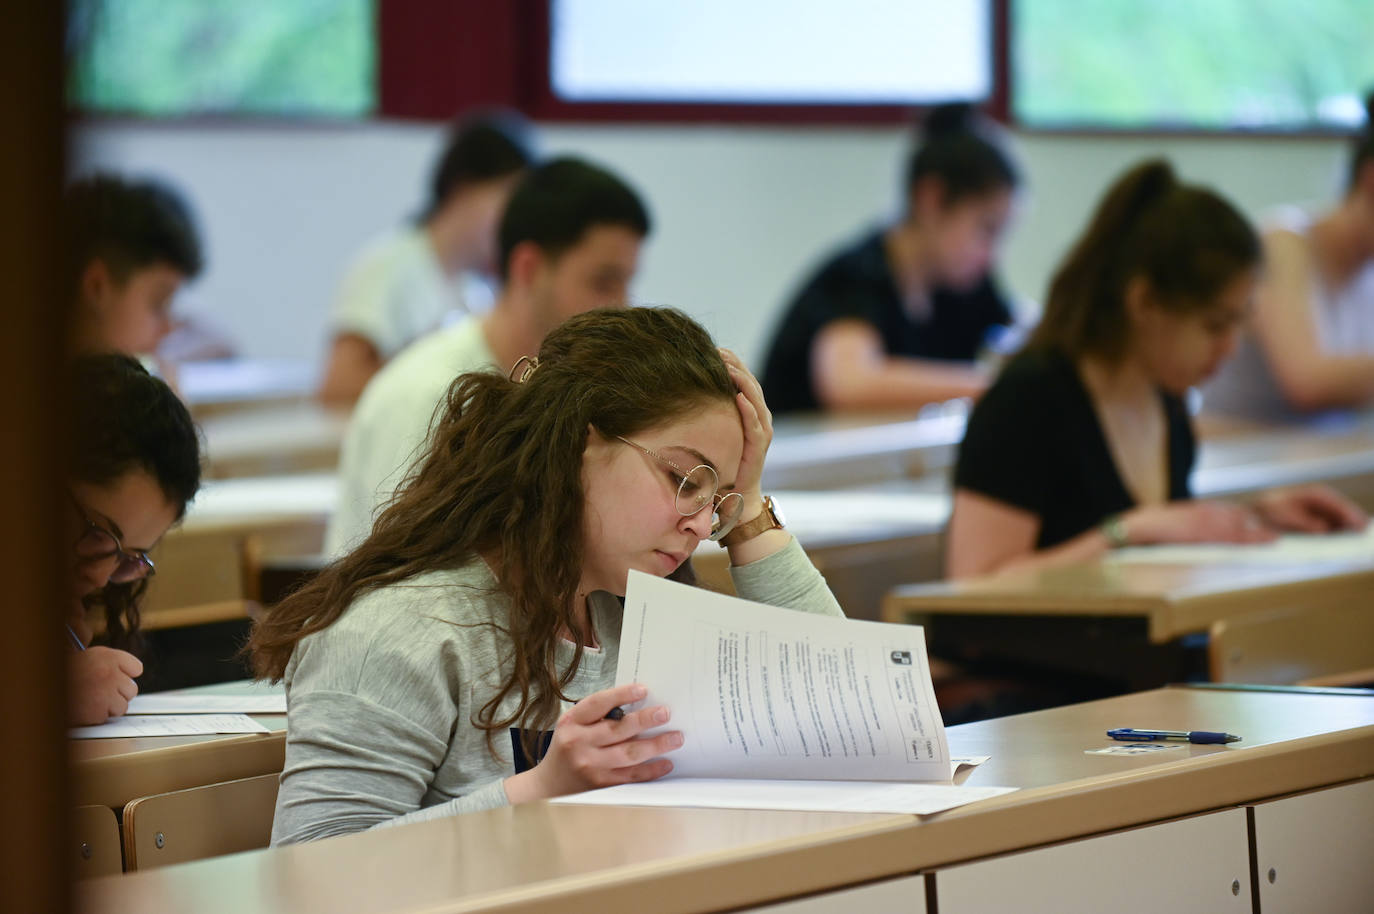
883,559,1374,643
80,688,1374,914
71,717,286,810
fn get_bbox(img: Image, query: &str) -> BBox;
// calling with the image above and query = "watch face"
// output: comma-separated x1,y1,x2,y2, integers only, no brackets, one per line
766,496,786,527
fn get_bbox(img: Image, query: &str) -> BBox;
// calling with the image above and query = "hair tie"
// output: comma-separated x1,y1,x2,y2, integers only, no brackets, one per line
508,355,539,383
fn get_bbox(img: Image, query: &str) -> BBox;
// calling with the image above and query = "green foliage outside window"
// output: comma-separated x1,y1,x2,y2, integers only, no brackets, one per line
68,0,376,118
1015,0,1374,130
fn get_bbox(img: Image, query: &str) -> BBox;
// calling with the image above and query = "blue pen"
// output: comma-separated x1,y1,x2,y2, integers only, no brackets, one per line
1108,728,1240,744
66,623,87,652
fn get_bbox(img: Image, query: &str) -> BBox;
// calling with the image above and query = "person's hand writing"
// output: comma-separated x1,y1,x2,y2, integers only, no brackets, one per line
69,646,142,726
1252,485,1368,533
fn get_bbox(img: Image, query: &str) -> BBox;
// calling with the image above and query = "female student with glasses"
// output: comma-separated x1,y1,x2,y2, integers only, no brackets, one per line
252,307,837,845
67,354,201,725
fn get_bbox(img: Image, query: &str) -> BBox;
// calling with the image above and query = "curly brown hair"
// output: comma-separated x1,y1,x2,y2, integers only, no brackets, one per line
250,306,736,754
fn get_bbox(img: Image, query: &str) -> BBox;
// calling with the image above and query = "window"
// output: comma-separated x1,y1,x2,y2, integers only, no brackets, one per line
550,0,992,106
1013,0,1374,131
67,0,376,118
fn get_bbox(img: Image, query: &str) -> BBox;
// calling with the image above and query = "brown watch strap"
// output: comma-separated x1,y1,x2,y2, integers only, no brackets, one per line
720,497,783,547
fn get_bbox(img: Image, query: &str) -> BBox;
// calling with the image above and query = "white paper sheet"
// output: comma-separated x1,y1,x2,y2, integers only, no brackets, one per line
550,777,1016,816
1108,524,1374,565
125,694,287,715
618,571,951,782
69,714,271,739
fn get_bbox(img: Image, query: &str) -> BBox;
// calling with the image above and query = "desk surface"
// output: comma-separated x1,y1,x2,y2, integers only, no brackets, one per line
884,553,1374,642
81,687,1374,914
199,403,347,479
71,681,287,809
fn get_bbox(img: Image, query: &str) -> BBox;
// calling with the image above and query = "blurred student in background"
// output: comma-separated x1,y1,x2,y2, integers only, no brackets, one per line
66,173,204,361
1204,90,1374,420
67,355,201,725
947,160,1366,579
325,158,651,555
761,102,1021,415
318,112,536,405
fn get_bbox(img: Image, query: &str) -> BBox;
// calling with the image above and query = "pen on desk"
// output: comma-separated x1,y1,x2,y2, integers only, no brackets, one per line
66,623,87,652
1107,728,1241,744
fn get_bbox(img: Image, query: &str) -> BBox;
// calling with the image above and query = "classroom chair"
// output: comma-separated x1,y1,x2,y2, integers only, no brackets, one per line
120,772,280,871
1209,602,1374,686
73,804,124,879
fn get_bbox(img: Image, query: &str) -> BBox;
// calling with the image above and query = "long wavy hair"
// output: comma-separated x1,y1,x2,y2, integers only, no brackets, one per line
1027,158,1261,363
250,307,736,753
70,354,202,650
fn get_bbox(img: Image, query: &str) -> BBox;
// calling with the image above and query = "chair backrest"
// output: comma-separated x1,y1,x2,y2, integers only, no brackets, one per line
73,804,124,878
121,773,280,871
1209,602,1374,686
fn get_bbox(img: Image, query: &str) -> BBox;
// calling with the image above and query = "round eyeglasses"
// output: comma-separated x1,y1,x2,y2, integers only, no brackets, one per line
617,437,745,542
68,490,157,584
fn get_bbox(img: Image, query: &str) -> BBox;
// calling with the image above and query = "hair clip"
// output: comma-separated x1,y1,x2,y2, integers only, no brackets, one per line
508,355,539,383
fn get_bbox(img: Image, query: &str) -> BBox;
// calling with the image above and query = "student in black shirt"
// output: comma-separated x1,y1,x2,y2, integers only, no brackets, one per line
948,159,1367,578
761,103,1021,414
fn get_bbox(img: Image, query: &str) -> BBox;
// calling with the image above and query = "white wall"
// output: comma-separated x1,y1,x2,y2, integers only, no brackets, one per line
71,121,1350,372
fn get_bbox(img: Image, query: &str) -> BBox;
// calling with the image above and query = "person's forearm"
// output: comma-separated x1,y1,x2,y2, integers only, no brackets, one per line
1275,355,1374,411
817,358,989,411
950,527,1111,579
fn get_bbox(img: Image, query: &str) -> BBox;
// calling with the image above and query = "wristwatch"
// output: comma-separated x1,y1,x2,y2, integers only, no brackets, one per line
720,495,786,548
1100,513,1130,548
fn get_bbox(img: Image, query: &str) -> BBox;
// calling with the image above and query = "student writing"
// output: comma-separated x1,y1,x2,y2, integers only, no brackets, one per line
946,160,1367,578
66,354,202,725
760,102,1021,414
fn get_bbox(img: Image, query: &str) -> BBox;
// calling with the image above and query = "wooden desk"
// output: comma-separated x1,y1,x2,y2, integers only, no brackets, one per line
179,358,316,419
882,555,1374,644
71,682,287,811
764,412,964,490
199,403,347,479
80,687,1374,914
1196,419,1374,511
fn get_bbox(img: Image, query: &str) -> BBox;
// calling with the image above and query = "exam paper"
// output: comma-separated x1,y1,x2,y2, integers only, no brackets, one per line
125,693,287,715
69,714,271,739
618,571,950,781
1108,524,1374,565
550,777,1016,816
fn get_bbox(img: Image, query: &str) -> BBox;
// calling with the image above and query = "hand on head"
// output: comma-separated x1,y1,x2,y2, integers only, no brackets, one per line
719,348,773,517
69,646,143,726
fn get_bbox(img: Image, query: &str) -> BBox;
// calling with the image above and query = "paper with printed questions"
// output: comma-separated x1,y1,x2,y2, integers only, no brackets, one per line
614,570,952,782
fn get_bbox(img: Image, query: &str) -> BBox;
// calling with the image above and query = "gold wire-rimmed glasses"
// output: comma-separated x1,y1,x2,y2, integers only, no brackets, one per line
616,437,745,542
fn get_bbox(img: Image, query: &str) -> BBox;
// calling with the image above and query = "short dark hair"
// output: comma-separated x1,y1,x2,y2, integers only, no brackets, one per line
69,353,202,649
905,102,1020,206
1348,89,1374,193
1028,159,1261,362
497,157,651,280
65,173,203,298
425,110,536,220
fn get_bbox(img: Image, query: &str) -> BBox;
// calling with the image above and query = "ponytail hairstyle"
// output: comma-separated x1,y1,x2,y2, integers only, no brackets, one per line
1347,89,1374,194
250,307,736,754
69,354,202,650
1027,159,1261,362
905,102,1020,207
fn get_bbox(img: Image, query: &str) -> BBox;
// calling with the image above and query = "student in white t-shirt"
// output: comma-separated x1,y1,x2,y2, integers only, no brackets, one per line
1203,91,1374,420
318,112,536,405
326,157,653,554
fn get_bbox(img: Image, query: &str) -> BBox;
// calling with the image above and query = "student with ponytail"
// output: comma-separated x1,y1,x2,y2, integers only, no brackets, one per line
253,307,842,845
946,159,1366,578
761,102,1022,414
1204,90,1374,419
